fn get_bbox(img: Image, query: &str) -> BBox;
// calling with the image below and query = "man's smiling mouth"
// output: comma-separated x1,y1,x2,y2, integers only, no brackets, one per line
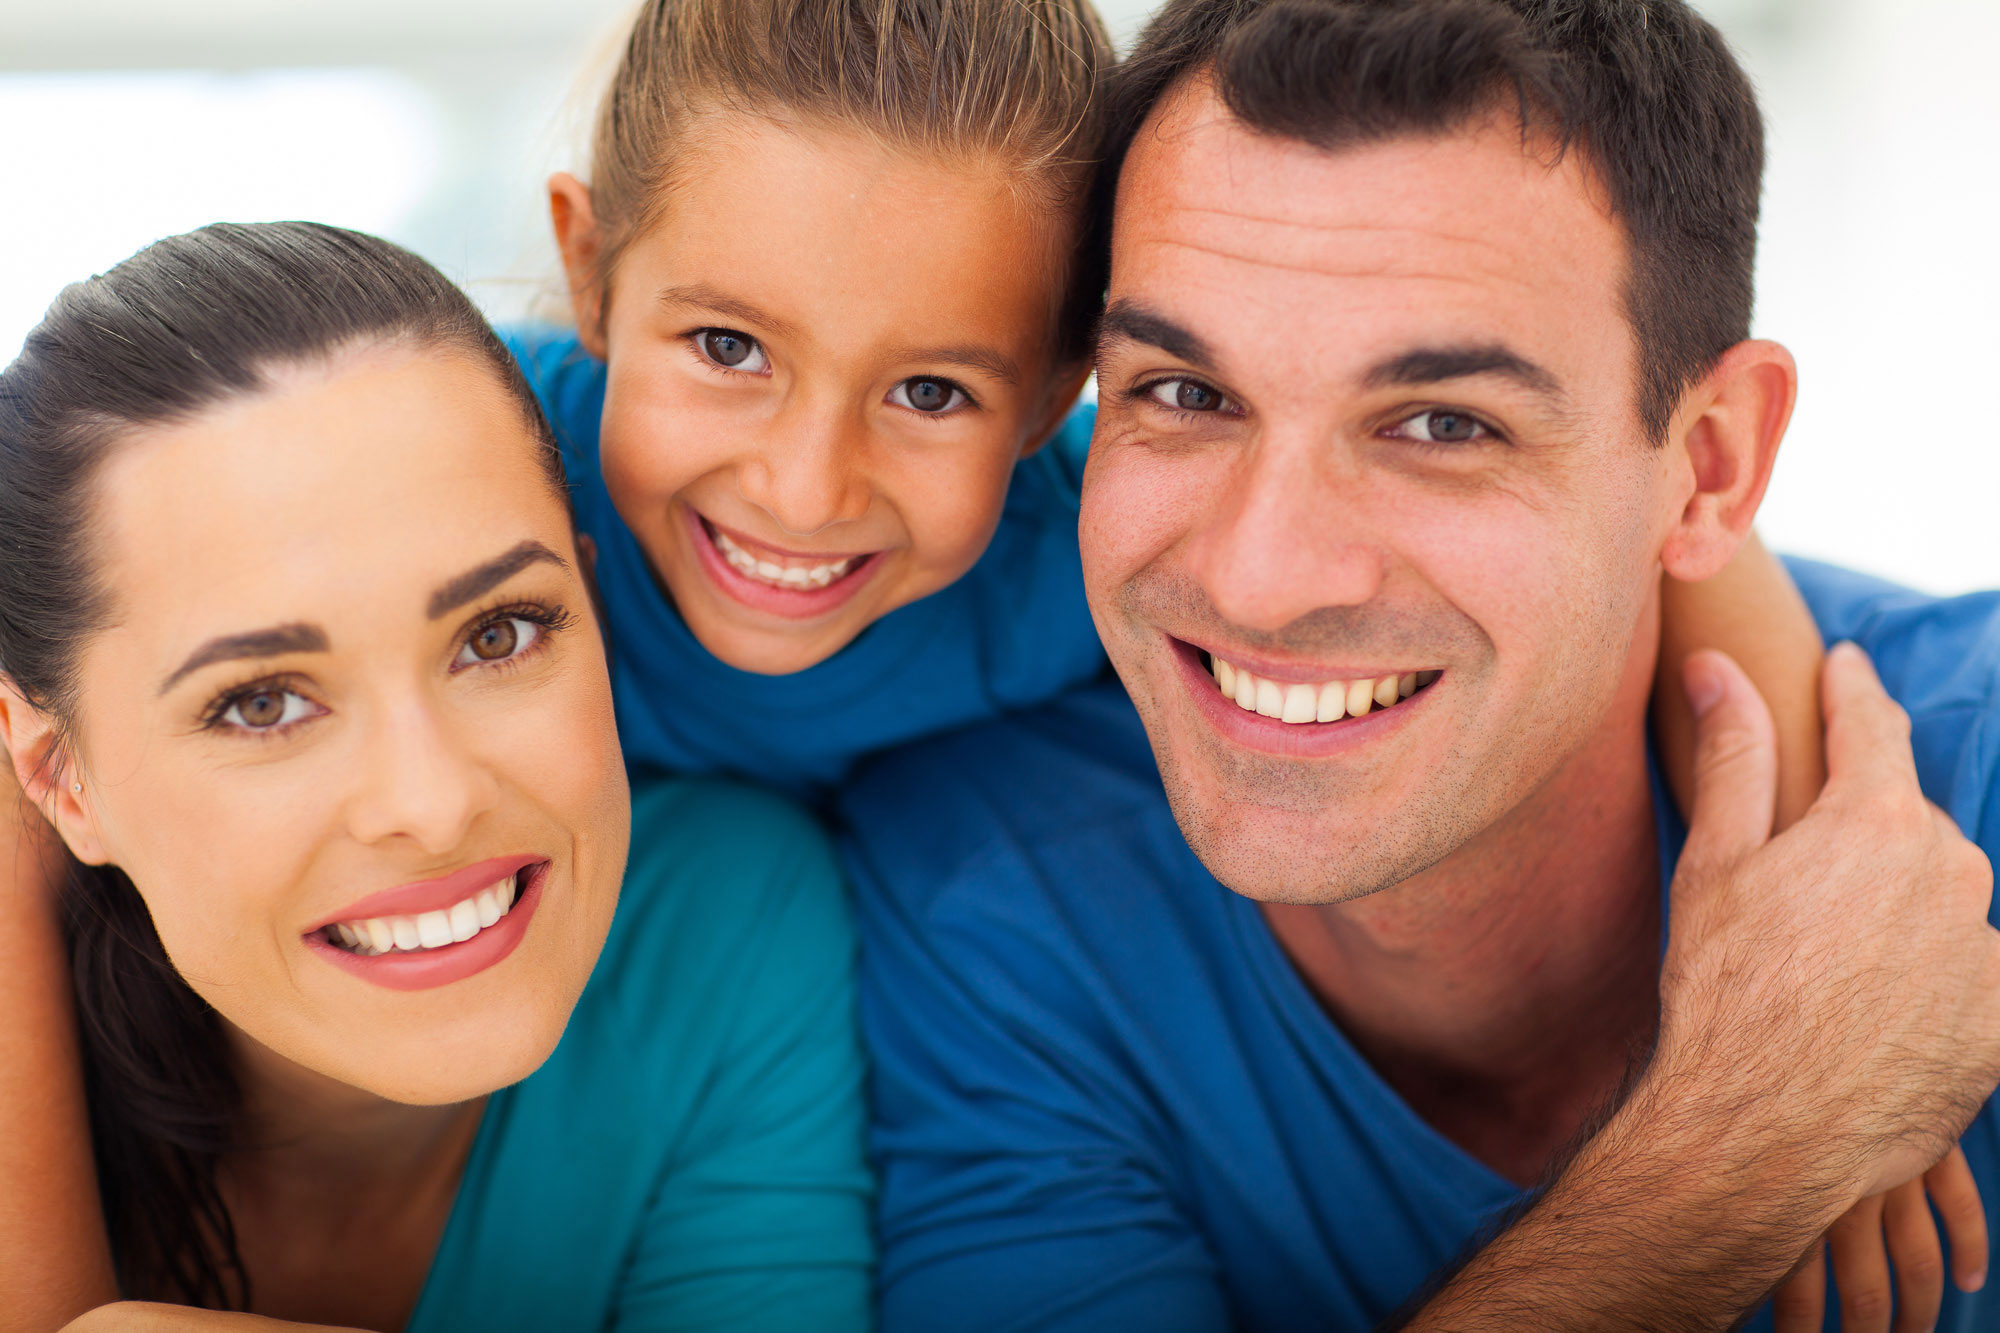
1204,652,1441,725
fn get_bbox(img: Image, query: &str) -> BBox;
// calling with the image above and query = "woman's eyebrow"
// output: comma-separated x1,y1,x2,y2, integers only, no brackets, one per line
427,540,570,620
160,623,329,695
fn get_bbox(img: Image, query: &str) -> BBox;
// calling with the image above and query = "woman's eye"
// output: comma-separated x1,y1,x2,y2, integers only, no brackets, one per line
1145,378,1230,414
1395,409,1490,445
221,689,315,732
696,329,769,374
456,617,542,668
889,377,968,414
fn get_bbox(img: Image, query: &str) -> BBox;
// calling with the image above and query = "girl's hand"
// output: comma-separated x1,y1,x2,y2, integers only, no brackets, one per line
1772,1145,1988,1332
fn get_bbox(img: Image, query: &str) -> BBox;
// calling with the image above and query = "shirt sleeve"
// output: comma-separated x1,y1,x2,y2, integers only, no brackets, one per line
850,838,1231,1333
610,794,876,1333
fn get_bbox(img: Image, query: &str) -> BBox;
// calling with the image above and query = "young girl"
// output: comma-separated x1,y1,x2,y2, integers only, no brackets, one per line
0,0,1982,1327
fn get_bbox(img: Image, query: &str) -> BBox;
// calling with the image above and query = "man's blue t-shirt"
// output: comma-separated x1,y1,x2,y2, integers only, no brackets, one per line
502,327,1106,799
839,558,2000,1332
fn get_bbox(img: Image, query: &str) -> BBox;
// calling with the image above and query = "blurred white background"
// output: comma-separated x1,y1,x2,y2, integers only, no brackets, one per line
3,0,1994,593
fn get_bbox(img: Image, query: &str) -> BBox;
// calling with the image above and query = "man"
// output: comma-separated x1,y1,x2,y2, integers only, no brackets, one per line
839,0,2000,1328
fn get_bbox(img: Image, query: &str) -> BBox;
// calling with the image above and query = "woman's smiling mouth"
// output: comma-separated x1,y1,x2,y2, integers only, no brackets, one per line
306,856,551,991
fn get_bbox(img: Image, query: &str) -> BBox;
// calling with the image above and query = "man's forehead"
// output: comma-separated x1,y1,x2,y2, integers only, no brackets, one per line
1112,79,1627,351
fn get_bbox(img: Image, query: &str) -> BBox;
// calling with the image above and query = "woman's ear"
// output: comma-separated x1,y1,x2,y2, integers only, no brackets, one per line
1018,362,1095,459
0,679,108,866
548,172,611,361
1658,339,1798,583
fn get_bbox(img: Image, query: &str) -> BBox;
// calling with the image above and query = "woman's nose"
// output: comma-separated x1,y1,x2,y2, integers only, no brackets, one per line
343,697,501,856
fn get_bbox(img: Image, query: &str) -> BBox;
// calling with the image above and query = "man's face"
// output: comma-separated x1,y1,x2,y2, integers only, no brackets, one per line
1084,83,1692,904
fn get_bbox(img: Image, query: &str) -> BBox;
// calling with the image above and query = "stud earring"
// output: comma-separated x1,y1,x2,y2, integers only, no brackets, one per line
71,781,82,793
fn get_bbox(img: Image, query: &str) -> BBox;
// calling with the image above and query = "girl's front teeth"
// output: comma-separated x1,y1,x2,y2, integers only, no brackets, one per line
711,527,856,589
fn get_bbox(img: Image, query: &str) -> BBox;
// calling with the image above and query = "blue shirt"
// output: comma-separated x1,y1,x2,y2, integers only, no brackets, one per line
840,557,2000,1332
502,327,1107,799
408,778,874,1332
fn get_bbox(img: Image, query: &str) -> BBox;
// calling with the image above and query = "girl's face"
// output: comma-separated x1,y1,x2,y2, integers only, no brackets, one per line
553,117,1088,675
44,346,629,1106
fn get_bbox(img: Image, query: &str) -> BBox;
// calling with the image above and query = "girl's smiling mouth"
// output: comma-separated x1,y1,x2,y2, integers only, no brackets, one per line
685,507,886,620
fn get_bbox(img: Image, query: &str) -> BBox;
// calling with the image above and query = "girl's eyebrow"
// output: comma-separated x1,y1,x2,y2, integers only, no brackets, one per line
657,283,800,339
884,343,1020,386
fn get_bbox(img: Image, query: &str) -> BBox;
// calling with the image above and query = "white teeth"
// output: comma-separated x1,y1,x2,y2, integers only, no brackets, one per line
711,528,857,590
326,870,527,957
1206,656,1441,727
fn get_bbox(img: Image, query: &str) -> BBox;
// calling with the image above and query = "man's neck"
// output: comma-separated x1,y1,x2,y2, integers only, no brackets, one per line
1262,636,1666,1186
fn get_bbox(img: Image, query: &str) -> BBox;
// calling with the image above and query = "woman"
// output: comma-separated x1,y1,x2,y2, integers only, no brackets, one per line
0,221,871,1329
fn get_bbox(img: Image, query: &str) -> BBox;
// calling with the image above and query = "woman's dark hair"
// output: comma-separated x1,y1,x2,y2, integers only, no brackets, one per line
0,220,565,1306
1093,0,1765,443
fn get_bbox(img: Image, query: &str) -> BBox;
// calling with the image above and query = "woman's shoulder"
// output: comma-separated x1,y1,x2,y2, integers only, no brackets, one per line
590,777,854,1032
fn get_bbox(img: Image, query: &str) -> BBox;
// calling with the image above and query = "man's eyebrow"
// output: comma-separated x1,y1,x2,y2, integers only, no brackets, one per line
657,283,800,340
1362,344,1565,400
1094,300,1218,371
160,623,329,695
428,540,570,621
885,343,1021,386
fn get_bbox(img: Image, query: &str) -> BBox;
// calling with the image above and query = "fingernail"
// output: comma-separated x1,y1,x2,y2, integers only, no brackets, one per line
1969,1267,1986,1292
1685,658,1725,719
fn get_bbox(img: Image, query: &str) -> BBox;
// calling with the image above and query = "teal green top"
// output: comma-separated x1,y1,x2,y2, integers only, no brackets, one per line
406,778,874,1331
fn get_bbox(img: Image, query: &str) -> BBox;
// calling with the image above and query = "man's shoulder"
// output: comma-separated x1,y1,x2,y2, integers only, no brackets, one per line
837,676,1171,915
1787,556,2000,842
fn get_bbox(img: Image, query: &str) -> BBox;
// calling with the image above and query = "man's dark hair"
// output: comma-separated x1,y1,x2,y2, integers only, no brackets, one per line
1090,0,1764,441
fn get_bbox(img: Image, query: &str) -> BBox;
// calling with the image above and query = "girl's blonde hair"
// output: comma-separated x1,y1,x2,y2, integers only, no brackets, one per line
588,0,1114,362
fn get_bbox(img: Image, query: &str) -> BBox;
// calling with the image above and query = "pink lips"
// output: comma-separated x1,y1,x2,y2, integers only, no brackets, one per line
304,855,548,993
685,508,884,620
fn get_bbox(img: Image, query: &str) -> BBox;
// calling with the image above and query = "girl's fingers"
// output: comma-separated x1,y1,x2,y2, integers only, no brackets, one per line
1771,1241,1827,1333
1883,1180,1946,1333
1828,1194,1894,1333
1925,1145,1990,1292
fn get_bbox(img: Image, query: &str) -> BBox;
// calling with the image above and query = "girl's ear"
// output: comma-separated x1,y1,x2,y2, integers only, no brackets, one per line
548,172,611,360
1018,361,1095,459
0,679,108,866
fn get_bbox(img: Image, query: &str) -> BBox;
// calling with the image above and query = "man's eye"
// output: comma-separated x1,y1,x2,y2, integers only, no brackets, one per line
456,617,542,668
1395,409,1489,445
221,689,316,732
889,377,968,414
1145,378,1230,414
696,329,769,374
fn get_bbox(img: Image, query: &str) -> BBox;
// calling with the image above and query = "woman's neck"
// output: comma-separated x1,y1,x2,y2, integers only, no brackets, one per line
217,1024,485,1328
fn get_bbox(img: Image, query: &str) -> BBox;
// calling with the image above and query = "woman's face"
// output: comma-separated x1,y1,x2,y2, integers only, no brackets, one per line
58,344,629,1105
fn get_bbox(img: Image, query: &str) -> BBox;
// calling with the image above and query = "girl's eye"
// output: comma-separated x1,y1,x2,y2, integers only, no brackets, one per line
696,329,769,374
221,689,315,732
1145,378,1231,414
455,616,542,668
1394,409,1490,445
889,377,968,414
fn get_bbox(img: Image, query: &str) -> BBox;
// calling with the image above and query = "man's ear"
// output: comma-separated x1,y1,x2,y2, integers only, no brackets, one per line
0,678,108,866
1658,339,1797,583
549,172,611,361
1018,362,1095,459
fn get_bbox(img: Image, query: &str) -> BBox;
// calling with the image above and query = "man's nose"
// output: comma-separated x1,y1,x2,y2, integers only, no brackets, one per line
1184,432,1385,633
343,693,501,856
733,399,872,539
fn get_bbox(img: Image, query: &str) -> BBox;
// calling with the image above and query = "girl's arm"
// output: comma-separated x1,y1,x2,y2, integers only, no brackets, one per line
0,790,117,1331
1653,536,1988,1332
1654,531,1826,832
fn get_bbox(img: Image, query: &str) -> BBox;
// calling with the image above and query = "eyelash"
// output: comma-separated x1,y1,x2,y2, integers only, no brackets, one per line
197,600,575,740
1382,407,1508,452
1127,375,1239,423
684,327,981,416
